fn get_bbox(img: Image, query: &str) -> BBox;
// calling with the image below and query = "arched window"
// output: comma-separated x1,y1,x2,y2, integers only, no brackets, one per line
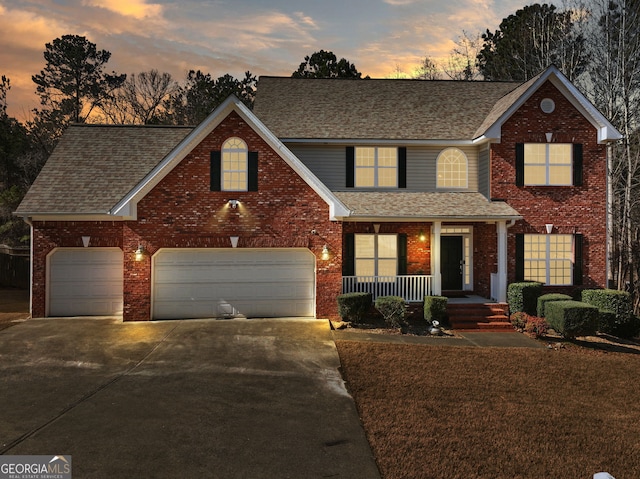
436,148,468,188
222,137,248,191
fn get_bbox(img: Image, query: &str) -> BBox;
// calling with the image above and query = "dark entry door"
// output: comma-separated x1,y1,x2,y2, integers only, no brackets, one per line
441,236,463,290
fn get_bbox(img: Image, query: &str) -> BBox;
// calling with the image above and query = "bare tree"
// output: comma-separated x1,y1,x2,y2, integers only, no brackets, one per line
100,69,177,124
583,0,640,311
444,31,483,80
413,56,441,80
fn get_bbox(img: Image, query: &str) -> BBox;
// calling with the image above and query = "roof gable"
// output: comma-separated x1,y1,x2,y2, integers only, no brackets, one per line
111,96,350,220
477,66,622,143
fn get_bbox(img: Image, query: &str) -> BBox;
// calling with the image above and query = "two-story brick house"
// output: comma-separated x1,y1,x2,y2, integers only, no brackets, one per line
15,65,621,321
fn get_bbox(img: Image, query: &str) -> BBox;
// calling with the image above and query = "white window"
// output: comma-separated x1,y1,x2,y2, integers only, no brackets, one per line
524,144,572,186
524,234,573,285
355,234,397,277
222,137,248,191
437,148,468,188
355,147,397,188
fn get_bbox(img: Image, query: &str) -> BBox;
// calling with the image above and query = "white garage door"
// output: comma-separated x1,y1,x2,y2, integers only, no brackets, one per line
48,248,123,316
152,248,315,319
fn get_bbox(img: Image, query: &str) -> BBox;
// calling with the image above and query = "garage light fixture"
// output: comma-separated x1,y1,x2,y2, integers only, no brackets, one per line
321,244,330,261
228,199,239,209
135,244,146,261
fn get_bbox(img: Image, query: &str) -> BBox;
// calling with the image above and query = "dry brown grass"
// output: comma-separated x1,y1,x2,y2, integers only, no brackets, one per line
336,341,640,479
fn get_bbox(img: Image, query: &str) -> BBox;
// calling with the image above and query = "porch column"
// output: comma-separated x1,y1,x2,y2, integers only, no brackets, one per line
432,221,442,295
496,220,508,302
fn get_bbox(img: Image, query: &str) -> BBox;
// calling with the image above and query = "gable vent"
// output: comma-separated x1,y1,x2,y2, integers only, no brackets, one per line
540,98,555,114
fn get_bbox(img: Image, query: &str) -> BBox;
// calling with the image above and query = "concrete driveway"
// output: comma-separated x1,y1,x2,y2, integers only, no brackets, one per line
0,317,380,478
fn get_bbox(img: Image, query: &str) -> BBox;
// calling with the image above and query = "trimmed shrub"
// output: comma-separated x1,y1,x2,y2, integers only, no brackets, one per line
510,312,529,330
337,292,372,323
424,295,448,323
581,289,640,338
537,293,572,318
375,296,407,328
524,316,550,338
545,300,599,339
507,282,543,316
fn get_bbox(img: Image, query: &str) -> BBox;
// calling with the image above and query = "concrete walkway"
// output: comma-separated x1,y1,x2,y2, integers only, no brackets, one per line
0,317,381,478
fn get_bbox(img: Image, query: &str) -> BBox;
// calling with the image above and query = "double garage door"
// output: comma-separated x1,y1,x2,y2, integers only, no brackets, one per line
152,248,316,319
47,248,315,319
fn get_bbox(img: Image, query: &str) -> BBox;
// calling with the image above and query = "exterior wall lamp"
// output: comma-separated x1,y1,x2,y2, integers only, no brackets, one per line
134,244,146,261
418,229,426,242
228,199,239,209
321,245,330,261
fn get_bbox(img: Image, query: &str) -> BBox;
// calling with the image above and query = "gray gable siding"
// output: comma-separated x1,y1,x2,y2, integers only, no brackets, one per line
287,144,479,193
478,143,491,198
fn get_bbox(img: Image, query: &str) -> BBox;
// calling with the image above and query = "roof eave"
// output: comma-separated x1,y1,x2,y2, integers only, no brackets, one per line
334,214,523,222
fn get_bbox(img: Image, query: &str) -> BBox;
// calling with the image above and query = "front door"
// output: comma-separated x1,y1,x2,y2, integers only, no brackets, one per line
441,236,463,290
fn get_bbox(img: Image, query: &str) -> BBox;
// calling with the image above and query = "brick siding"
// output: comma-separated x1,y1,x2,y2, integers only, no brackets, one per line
491,80,608,291
31,111,343,320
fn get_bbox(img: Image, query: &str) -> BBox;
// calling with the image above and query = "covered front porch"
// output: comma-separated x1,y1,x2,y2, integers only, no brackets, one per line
335,192,522,304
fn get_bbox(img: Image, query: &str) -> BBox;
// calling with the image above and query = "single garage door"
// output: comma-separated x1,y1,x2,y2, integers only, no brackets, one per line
152,248,315,319
48,248,123,316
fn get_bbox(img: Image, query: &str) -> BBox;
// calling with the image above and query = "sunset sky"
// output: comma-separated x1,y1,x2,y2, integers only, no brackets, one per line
1,0,528,120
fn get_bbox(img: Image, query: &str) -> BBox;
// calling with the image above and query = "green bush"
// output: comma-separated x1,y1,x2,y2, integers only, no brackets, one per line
581,289,640,338
424,295,447,323
336,292,372,323
537,293,572,318
375,296,407,328
507,282,543,316
545,300,599,339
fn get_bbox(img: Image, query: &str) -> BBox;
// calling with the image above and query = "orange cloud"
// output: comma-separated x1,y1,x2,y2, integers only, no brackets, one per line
81,0,163,20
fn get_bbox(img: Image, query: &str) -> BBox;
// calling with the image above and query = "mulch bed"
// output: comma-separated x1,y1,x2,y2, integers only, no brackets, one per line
336,339,640,479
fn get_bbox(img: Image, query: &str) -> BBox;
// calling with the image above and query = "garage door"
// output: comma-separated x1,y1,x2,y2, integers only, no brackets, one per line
152,248,315,319
48,248,123,316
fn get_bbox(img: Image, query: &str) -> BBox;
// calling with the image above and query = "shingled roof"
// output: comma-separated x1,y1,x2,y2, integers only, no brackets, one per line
16,124,192,215
333,192,521,220
253,77,521,141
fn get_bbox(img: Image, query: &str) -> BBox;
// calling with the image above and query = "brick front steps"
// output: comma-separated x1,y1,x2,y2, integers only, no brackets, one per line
446,302,513,332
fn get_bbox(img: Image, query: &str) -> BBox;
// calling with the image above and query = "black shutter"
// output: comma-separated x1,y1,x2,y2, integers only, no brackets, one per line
573,144,583,186
515,143,525,186
398,147,407,189
574,234,583,285
346,147,355,188
343,233,355,276
397,233,408,275
515,233,525,281
248,151,258,191
210,151,221,191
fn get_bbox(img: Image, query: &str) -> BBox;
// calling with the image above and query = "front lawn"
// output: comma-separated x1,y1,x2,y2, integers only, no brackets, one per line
336,341,640,479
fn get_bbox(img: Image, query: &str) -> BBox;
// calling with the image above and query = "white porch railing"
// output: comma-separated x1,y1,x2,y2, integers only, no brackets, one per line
342,275,433,302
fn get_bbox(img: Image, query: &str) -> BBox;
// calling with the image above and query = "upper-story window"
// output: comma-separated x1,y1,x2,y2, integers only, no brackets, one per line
436,148,468,188
355,147,397,188
523,143,572,186
222,137,248,191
